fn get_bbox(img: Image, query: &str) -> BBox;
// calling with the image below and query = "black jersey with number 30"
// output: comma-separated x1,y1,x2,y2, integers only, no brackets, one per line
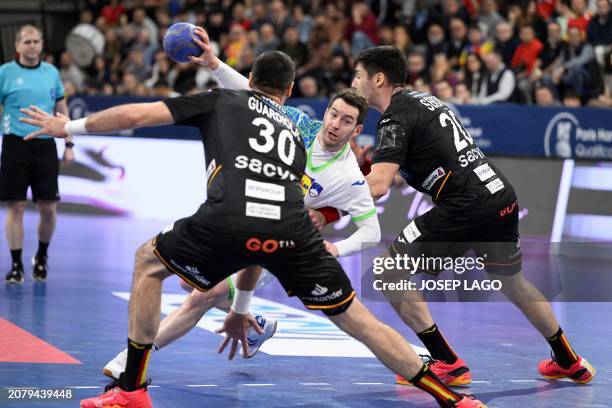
163,89,307,233
372,90,515,215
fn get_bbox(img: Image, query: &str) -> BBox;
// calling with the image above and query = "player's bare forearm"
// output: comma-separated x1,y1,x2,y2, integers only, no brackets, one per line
85,102,174,133
367,162,399,200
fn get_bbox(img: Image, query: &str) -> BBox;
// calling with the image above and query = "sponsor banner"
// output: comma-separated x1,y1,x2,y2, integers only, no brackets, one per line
61,96,611,160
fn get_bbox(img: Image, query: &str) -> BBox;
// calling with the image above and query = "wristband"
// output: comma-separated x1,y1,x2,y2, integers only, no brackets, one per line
65,141,75,148
318,206,341,224
64,118,88,135
231,288,254,314
360,157,372,176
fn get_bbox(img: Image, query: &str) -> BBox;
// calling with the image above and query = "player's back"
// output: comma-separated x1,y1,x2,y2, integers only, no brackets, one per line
164,89,308,233
379,90,515,215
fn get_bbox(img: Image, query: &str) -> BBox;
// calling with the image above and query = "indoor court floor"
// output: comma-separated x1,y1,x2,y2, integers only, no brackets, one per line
1,210,610,407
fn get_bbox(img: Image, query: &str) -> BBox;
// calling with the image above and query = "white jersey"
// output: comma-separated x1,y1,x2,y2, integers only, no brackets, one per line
301,137,376,223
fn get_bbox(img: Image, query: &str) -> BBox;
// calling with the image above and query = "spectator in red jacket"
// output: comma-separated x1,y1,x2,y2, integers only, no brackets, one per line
101,0,126,27
512,24,544,75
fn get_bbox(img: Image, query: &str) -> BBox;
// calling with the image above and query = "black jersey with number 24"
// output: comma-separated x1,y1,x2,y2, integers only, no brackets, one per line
372,90,515,216
163,89,307,233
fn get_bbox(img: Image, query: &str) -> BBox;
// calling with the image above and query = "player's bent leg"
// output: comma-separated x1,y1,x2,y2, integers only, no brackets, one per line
103,277,231,379
381,242,471,386
328,298,485,408
491,271,596,384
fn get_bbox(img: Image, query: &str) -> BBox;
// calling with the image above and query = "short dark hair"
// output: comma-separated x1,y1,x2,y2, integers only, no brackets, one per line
251,51,296,97
327,88,369,125
354,46,408,86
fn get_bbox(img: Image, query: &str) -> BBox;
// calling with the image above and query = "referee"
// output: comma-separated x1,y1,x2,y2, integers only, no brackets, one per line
0,25,74,283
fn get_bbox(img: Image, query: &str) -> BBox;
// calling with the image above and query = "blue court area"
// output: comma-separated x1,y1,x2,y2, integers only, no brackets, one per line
0,210,610,407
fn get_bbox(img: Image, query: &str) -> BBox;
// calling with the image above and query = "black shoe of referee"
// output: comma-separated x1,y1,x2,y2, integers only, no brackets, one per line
5,263,24,283
32,255,48,281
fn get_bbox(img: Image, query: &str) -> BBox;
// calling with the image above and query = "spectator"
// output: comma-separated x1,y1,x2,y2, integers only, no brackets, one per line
448,18,469,68
379,25,395,46
327,53,353,91
465,25,493,57
538,21,564,77
567,0,593,35
452,82,473,104
59,51,85,92
101,0,126,26
562,88,583,106
393,25,414,56
298,76,322,98
347,1,380,56
117,72,139,96
465,52,486,97
133,30,157,67
251,1,272,32
553,26,596,99
153,79,180,98
479,0,504,38
270,0,294,37
425,23,450,64
587,0,612,67
224,24,248,68
254,23,281,56
494,21,520,66
431,54,460,87
534,83,562,106
130,8,158,47
407,52,430,85
510,25,544,78
122,49,149,83
231,2,252,31
278,25,309,67
433,80,454,102
476,47,517,104
293,4,314,44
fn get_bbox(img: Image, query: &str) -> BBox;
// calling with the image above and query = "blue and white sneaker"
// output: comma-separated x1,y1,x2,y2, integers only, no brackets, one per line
244,315,277,359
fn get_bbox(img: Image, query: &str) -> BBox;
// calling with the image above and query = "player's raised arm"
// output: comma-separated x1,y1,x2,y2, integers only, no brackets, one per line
190,27,250,90
20,102,174,140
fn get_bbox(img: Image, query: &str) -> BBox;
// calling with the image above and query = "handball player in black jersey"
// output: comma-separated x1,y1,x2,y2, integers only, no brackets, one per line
352,46,595,387
21,50,485,408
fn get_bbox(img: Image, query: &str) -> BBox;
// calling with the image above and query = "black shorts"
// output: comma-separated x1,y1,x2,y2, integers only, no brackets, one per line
152,216,355,315
0,135,60,202
390,198,522,276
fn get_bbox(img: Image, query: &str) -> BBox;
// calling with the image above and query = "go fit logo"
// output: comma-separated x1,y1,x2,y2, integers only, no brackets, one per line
246,237,296,253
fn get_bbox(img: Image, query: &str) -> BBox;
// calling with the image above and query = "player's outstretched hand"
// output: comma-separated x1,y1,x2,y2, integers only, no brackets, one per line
189,26,220,70
323,240,339,257
20,106,70,140
349,134,371,167
216,310,264,360
309,208,327,231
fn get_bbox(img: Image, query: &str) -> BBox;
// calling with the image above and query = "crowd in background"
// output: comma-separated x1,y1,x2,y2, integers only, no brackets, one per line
50,0,611,108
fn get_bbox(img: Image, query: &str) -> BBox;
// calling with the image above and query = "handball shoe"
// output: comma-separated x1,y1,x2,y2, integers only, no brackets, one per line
397,355,471,386
5,263,24,283
538,354,595,384
243,315,277,358
103,348,128,379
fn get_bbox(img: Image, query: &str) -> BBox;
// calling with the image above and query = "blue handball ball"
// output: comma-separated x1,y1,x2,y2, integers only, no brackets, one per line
163,22,201,63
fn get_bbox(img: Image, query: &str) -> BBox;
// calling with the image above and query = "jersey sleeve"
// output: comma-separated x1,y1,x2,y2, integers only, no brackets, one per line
371,118,409,166
283,105,321,148
162,90,222,127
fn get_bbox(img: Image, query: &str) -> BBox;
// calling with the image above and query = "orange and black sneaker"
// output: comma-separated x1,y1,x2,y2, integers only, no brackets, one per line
452,395,487,407
80,380,152,408
538,354,596,384
396,355,472,386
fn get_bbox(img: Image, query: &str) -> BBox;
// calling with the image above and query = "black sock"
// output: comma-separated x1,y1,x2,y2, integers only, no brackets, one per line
417,324,458,364
410,364,462,406
546,327,578,369
119,339,153,391
10,249,23,267
36,241,49,259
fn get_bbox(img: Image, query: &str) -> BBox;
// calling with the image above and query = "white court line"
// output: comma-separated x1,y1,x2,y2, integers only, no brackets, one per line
300,383,331,386
243,384,275,387
353,382,384,385
148,385,160,388
186,385,219,387
68,386,101,389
